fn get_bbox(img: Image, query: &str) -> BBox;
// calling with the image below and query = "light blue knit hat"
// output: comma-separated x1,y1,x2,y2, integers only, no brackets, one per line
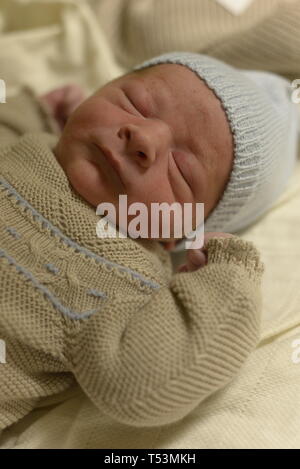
132,52,299,249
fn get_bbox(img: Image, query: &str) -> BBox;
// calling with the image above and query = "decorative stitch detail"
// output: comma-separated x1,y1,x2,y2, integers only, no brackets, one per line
0,177,160,290
44,263,60,275
5,226,21,239
0,248,100,320
87,288,107,298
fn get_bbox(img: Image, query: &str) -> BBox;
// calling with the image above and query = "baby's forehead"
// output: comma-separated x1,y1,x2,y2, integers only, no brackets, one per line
117,63,231,140
126,63,217,108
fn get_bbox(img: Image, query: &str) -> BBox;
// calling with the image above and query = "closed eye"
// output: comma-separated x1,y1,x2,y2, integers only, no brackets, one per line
122,90,144,116
123,91,136,109
172,152,190,189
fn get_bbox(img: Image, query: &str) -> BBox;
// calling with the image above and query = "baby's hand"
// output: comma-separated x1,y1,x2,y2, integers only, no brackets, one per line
39,84,85,130
177,232,235,273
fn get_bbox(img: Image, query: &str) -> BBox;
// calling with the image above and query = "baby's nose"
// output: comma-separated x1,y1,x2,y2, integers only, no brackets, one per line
118,121,171,169
118,123,156,168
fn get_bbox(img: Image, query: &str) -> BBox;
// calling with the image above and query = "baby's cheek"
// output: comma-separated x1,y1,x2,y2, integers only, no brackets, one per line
67,160,103,206
130,183,182,240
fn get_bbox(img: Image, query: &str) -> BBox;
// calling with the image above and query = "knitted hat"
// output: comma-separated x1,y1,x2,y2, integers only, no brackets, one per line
132,52,299,250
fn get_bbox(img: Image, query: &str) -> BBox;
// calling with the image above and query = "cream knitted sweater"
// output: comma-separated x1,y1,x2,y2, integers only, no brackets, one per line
0,89,264,430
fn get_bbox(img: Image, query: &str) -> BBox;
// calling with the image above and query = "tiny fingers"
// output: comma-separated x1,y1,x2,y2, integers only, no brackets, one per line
177,264,188,273
187,248,207,271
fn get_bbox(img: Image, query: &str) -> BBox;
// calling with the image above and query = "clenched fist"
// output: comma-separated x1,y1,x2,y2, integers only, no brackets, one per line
177,232,235,273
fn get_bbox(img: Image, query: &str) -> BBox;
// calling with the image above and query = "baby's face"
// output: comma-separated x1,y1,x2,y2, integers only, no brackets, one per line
54,64,233,243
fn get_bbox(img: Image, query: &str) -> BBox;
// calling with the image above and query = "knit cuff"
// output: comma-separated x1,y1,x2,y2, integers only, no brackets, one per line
204,236,265,281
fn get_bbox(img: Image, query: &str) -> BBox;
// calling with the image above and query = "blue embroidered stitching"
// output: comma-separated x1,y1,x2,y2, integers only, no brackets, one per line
0,177,160,289
44,263,60,275
0,248,103,320
5,226,21,239
87,289,107,298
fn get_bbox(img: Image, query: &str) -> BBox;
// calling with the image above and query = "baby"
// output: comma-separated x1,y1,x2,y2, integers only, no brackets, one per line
0,52,297,431
45,51,299,256
51,61,234,252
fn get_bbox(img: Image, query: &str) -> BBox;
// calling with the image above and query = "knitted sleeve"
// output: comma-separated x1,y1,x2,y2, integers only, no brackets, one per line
69,236,264,428
0,87,60,146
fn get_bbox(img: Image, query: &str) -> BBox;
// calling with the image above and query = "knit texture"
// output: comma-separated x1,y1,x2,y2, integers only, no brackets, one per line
93,0,300,82
133,52,299,247
0,88,264,430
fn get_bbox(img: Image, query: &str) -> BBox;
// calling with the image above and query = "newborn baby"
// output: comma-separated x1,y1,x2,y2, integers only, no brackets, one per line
44,52,299,257
0,52,297,431
51,63,233,253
